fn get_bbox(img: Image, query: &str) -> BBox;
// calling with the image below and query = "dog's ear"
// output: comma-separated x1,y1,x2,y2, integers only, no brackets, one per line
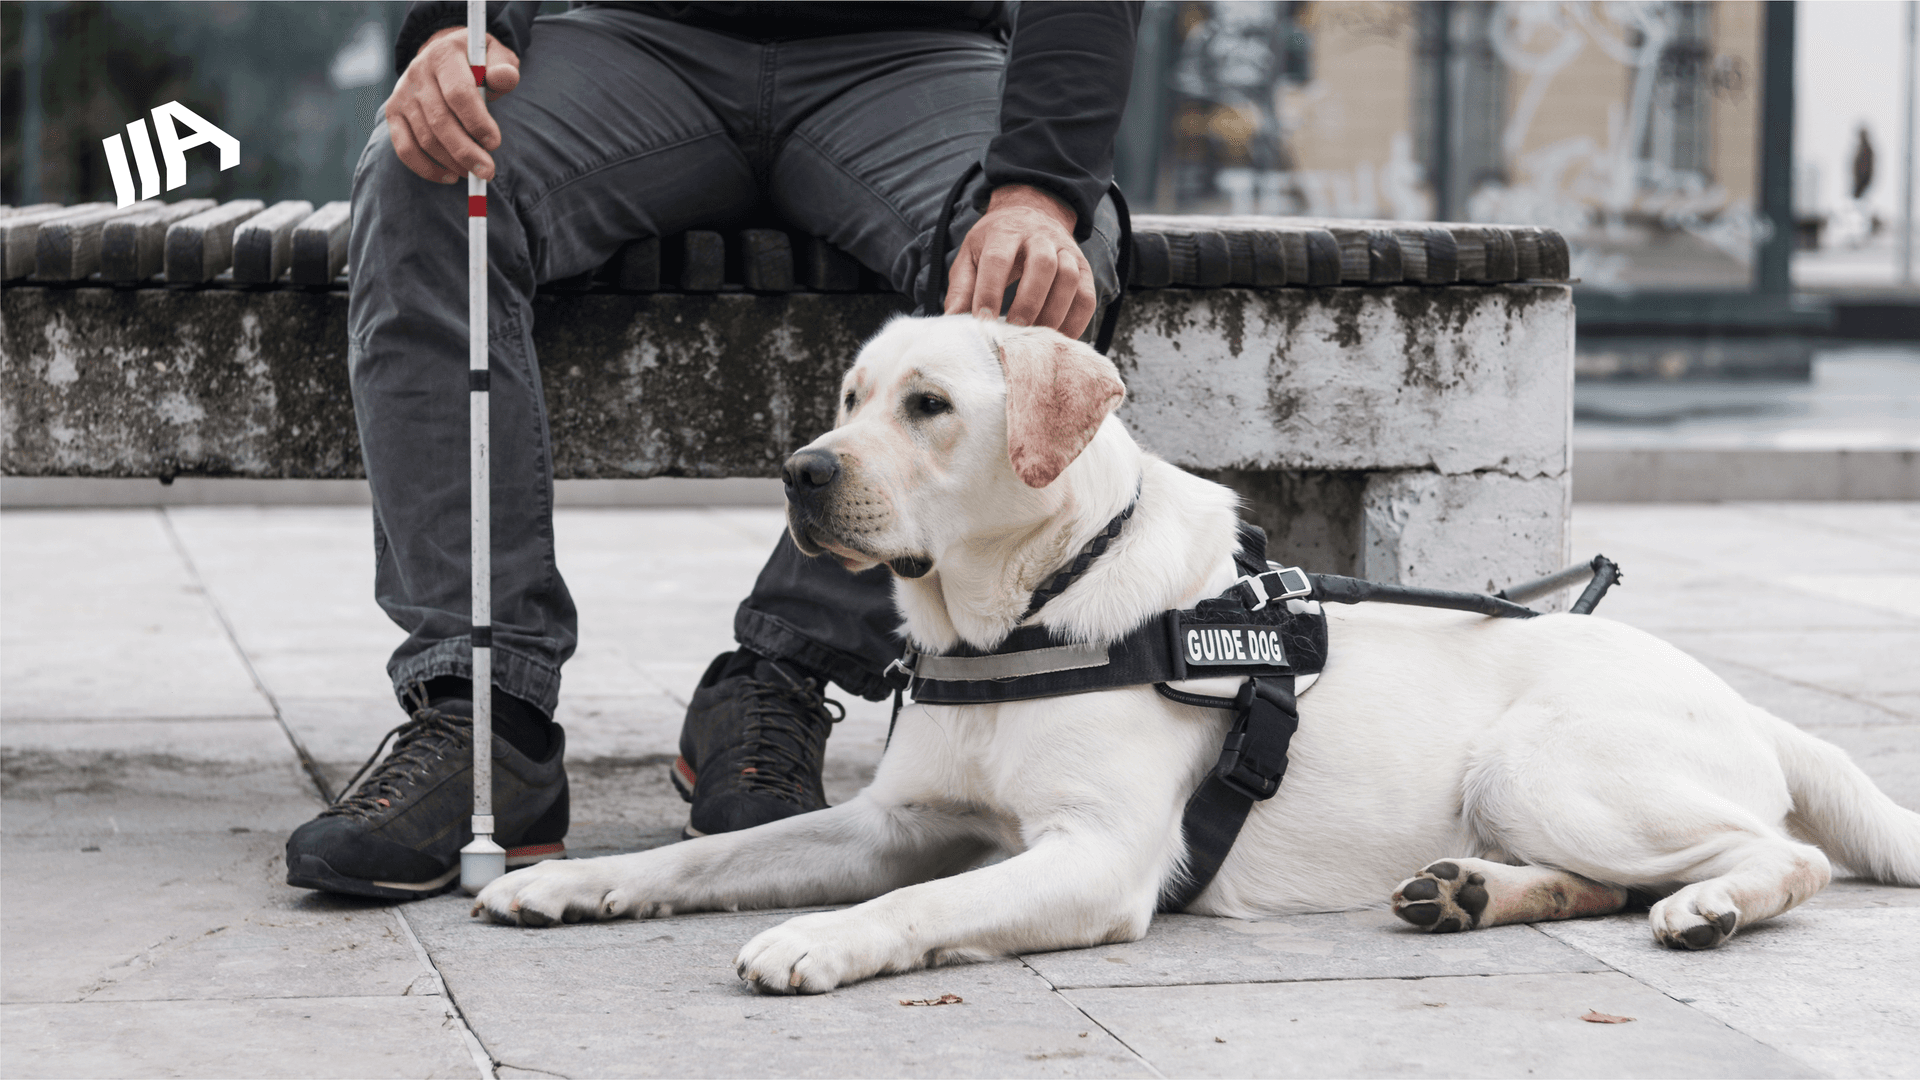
992,324,1127,489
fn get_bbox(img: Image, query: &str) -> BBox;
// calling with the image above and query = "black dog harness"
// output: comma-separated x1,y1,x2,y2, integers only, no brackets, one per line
883,504,1621,913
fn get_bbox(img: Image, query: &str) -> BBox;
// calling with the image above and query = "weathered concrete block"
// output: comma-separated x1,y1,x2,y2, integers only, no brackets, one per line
1109,285,1572,477
1360,470,1572,593
1,282,1573,589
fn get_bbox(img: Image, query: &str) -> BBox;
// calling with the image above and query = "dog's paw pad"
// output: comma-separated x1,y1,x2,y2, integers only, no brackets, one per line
1653,902,1738,950
1392,861,1488,933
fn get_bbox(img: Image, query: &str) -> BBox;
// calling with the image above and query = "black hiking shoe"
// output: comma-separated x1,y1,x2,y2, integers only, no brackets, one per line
671,650,845,837
285,695,568,901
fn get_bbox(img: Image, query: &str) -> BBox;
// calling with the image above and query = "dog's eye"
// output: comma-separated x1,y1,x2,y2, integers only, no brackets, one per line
842,391,856,412
915,395,951,417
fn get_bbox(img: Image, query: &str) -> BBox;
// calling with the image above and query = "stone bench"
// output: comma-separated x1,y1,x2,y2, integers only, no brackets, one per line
1,200,1573,592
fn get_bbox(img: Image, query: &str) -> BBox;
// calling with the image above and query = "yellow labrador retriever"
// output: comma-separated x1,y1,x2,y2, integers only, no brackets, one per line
475,315,1920,993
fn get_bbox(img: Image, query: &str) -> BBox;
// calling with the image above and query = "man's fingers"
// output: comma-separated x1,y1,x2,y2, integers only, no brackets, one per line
404,99,471,181
481,36,521,118
389,112,460,183
430,57,497,178
1060,278,1098,341
1030,247,1084,332
943,239,980,315
1003,244,1060,326
970,244,1022,320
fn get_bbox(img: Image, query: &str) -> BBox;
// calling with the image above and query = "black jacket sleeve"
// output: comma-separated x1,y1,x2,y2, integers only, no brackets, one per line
393,1,541,77
984,2,1141,240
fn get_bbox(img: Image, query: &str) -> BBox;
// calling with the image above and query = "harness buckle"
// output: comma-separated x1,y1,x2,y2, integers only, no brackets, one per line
882,652,916,689
1233,565,1313,611
1210,678,1298,802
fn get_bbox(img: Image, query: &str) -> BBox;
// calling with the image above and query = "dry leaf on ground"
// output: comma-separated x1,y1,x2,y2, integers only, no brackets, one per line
1581,1009,1636,1024
899,994,963,1007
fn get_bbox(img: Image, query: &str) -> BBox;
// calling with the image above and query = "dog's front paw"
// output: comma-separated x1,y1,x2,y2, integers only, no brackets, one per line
734,911,901,995
472,856,659,927
1392,859,1489,933
1649,884,1740,950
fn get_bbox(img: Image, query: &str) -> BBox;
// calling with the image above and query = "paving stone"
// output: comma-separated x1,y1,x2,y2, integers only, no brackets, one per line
1062,971,1815,1079
1687,658,1915,727
1,830,417,1005
1021,910,1607,989
0,996,481,1079
1537,907,1920,1079
1664,629,1920,704
417,907,1149,1078
0,510,271,720
0,719,317,837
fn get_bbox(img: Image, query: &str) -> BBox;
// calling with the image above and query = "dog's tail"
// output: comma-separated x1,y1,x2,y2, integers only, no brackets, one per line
1764,711,1920,885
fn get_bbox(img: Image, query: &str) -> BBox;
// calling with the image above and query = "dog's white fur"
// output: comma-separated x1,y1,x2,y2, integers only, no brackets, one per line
475,315,1920,992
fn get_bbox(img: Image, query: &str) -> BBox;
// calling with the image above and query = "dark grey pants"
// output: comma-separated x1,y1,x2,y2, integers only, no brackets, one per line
348,6,1119,715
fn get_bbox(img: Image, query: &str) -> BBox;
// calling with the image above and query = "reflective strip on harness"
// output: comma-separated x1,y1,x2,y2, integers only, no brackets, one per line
912,642,1110,682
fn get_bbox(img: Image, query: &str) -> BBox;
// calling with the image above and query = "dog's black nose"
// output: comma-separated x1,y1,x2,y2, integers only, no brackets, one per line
783,448,840,493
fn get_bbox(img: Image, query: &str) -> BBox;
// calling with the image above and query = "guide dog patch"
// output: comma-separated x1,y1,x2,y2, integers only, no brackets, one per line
1181,623,1289,668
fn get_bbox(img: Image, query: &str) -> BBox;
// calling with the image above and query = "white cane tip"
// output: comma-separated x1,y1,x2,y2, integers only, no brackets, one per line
460,840,507,895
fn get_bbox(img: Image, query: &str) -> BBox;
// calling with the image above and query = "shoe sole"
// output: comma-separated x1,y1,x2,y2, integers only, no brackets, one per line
671,756,702,839
286,844,567,902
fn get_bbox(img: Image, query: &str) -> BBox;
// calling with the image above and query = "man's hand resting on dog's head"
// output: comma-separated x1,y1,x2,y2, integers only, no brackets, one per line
387,26,520,184
945,185,1097,341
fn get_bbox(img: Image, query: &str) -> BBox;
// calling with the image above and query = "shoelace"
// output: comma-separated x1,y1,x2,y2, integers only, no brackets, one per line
321,697,472,820
736,675,845,798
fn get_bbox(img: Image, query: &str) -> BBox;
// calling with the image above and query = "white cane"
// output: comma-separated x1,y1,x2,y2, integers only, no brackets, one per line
459,0,506,895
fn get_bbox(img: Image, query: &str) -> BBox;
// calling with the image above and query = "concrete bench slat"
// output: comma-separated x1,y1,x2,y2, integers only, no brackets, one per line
739,229,796,293
33,201,163,282
673,231,726,292
1,203,62,218
1130,216,1349,287
610,237,660,291
289,201,351,286
165,200,267,285
794,234,862,292
232,200,315,284
101,200,220,283
3,203,113,281
8,201,1571,292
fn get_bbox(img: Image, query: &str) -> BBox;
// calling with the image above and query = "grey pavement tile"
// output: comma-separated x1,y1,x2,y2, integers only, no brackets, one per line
1574,503,1920,575
0,720,319,837
1021,910,1606,989
555,690,694,761
1729,502,1920,556
1690,657,1916,727
1,830,419,1005
409,899,1149,1077
1796,724,1920,812
0,996,482,1079
1663,629,1920,701
0,510,271,721
1802,877,1920,909
1062,971,1815,1079
1538,906,1920,1079
430,938,1149,1078
162,508,403,703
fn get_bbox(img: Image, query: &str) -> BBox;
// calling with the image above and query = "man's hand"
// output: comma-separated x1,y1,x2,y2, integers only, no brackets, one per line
385,26,521,184
944,185,1096,340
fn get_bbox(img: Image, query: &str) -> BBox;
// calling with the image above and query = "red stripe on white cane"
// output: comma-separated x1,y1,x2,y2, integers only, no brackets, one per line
472,65,486,88
469,195,486,217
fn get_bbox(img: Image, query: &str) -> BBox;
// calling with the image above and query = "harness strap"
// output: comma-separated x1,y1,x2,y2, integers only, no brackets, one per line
1158,676,1301,912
